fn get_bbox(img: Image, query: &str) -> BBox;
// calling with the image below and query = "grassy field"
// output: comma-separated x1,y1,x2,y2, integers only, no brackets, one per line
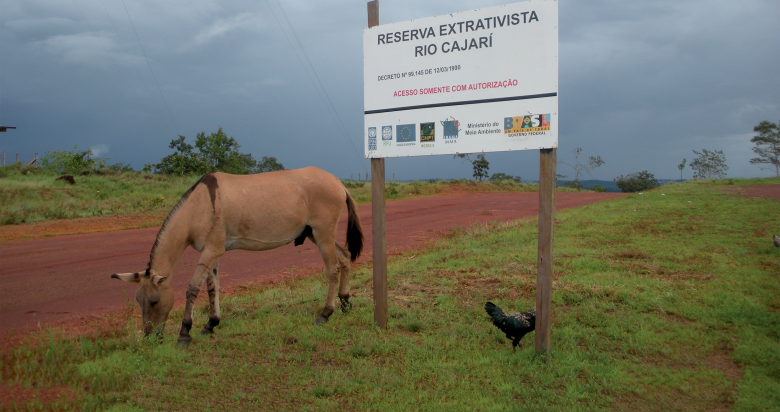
2,179,779,411
0,164,539,226
0,166,195,226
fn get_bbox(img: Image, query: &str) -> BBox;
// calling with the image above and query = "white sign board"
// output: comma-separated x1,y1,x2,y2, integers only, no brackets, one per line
363,0,558,158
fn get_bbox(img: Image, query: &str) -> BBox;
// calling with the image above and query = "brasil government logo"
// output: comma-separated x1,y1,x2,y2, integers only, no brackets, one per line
504,114,552,134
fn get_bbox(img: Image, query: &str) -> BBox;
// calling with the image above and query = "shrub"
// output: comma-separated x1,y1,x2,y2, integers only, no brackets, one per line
385,182,399,198
489,173,522,183
342,181,365,189
614,171,660,193
40,146,107,175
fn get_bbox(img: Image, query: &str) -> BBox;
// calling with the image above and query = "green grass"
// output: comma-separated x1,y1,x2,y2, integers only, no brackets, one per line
0,165,195,225
2,179,779,411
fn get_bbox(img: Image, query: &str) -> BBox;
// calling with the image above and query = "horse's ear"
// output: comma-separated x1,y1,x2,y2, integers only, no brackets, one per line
151,275,166,286
111,272,142,283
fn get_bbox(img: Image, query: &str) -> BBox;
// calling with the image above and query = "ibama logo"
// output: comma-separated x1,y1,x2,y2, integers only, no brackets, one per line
441,117,460,139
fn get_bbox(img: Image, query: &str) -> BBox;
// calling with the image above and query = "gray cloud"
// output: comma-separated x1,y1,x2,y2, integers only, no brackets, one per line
1,0,778,181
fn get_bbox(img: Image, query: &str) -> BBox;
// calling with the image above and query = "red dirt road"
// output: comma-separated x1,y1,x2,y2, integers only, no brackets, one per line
0,192,623,338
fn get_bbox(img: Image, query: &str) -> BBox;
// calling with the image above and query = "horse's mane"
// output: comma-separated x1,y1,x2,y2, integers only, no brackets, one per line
147,176,204,272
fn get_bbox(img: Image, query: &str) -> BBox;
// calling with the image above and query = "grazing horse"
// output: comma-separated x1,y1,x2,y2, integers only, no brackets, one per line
111,167,363,344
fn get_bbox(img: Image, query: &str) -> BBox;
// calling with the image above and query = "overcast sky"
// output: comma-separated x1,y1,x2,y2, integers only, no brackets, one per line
1,0,778,181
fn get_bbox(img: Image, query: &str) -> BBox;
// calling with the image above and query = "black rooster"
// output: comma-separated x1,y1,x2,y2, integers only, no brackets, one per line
484,302,536,351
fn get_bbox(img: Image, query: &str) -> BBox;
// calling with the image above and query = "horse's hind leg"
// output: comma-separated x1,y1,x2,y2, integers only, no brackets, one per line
312,235,340,325
200,260,221,335
335,243,352,313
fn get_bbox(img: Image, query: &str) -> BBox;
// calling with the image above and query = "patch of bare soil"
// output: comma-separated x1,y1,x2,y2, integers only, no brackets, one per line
721,184,780,200
0,384,80,408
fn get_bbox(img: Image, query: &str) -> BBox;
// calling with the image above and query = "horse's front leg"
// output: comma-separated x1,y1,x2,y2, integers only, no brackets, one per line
200,260,221,335
179,250,223,345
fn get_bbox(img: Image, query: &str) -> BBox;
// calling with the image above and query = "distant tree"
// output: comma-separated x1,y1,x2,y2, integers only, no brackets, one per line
615,171,659,193
257,156,285,173
454,153,490,181
558,147,604,187
153,135,210,175
750,120,780,177
151,128,281,175
690,149,728,179
590,184,607,193
489,173,522,183
193,128,257,174
472,154,490,181
677,158,687,182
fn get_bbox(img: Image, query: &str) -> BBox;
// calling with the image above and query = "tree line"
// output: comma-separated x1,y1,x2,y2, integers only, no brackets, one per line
23,118,780,187
26,128,284,176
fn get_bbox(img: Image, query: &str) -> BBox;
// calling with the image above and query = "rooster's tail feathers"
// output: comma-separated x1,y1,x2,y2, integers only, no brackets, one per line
484,302,505,323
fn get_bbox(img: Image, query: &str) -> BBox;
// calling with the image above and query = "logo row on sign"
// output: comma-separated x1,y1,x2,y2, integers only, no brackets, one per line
367,113,551,150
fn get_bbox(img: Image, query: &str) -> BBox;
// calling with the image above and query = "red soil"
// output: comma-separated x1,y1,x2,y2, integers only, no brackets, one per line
721,184,780,200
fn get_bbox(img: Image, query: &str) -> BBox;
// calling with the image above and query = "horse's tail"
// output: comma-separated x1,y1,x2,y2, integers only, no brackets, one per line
344,189,363,262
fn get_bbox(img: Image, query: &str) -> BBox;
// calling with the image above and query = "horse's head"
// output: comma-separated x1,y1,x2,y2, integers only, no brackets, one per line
112,269,173,336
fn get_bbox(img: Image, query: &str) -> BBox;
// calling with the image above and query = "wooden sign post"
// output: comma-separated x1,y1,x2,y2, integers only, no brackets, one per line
535,148,556,354
368,0,388,329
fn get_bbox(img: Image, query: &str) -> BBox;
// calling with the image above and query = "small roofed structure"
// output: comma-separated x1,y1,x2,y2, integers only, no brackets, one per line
0,126,17,132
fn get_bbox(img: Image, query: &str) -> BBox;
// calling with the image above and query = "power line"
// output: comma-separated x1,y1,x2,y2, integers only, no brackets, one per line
97,0,164,125
70,0,161,130
120,0,180,137
264,0,368,175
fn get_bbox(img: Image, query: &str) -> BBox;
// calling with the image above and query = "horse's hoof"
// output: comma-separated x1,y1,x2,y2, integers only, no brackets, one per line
200,329,214,336
177,336,192,346
340,300,352,313
315,316,328,325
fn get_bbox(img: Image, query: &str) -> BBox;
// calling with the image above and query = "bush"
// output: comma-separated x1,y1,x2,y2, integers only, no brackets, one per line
40,146,107,175
106,163,134,173
342,181,365,189
614,171,660,193
489,173,522,183
385,182,399,198
591,185,607,192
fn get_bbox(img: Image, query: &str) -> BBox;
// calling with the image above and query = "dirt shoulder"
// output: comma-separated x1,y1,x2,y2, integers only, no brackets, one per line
0,212,166,243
